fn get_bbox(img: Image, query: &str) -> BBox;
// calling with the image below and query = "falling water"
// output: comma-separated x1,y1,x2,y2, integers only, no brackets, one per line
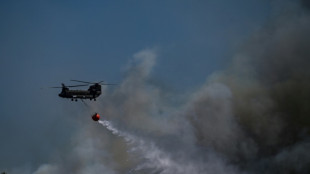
98,120,178,173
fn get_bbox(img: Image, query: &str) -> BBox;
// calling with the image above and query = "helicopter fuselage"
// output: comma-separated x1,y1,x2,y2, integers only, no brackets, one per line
58,84,101,101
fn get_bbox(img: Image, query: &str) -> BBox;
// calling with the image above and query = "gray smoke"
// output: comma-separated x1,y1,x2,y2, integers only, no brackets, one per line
204,0,310,172
30,1,310,174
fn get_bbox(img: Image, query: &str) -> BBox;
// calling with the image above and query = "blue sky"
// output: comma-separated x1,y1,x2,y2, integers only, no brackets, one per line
0,0,270,88
0,0,272,172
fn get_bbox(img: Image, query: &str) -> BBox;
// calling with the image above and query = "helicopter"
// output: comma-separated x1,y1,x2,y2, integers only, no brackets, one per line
52,80,116,101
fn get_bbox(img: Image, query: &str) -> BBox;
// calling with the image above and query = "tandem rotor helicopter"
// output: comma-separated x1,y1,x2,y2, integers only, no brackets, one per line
51,80,116,101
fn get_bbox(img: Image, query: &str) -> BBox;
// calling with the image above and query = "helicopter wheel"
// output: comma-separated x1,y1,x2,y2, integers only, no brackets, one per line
94,98,96,101
71,98,73,101
75,99,78,102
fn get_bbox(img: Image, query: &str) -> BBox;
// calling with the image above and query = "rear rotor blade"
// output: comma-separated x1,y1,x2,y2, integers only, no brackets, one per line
49,84,89,88
66,84,89,87
70,80,93,84
97,81,117,85
101,83,117,85
71,80,117,85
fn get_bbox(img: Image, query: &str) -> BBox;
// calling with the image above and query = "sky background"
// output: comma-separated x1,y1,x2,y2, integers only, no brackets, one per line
4,0,308,173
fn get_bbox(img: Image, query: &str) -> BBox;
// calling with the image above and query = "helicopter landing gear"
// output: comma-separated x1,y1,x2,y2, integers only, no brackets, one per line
94,98,96,101
71,98,74,101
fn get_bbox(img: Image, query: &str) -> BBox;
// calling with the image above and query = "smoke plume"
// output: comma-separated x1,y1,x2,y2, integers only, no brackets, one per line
30,1,310,174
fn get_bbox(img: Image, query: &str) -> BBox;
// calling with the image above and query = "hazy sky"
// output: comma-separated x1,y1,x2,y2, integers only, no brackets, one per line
0,0,274,173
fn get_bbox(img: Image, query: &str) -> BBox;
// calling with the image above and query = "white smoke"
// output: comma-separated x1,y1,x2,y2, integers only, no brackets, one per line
98,120,238,174
33,164,59,174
